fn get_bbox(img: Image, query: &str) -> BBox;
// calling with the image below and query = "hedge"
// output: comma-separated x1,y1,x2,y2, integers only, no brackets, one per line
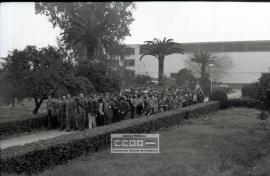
0,114,47,139
209,90,228,109
0,101,219,174
227,97,260,109
241,83,258,99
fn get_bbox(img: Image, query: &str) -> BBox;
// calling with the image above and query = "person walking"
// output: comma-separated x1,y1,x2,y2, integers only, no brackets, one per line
119,96,131,120
74,93,86,131
104,96,114,125
46,96,53,129
88,96,98,129
58,96,67,131
97,98,105,126
65,94,75,132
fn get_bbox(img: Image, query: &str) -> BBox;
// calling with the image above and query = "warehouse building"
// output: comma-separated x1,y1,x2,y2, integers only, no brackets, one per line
120,40,270,88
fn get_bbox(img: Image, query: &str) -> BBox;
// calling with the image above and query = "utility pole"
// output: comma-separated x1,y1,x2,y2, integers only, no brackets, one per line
209,64,214,93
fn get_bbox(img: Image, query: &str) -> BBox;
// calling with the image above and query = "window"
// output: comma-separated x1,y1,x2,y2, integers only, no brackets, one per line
108,59,119,67
124,59,135,67
170,73,178,79
125,47,135,55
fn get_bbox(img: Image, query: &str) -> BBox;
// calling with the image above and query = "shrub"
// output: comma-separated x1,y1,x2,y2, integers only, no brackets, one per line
209,90,228,109
227,98,259,109
241,73,270,110
256,73,270,110
241,83,258,99
0,114,47,139
0,102,219,174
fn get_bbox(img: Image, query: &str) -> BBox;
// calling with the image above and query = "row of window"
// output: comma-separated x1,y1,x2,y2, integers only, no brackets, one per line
127,42,270,55
124,46,149,55
124,59,135,67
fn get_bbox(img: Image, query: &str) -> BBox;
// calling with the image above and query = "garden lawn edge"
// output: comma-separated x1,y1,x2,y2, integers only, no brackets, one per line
0,101,219,174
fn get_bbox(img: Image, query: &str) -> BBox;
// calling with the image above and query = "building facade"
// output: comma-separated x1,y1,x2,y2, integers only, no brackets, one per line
121,40,270,85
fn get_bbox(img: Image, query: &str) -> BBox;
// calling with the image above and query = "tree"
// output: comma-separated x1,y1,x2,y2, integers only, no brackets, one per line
174,68,197,88
35,2,135,61
257,73,270,110
185,51,232,95
185,51,232,80
76,60,121,93
140,38,184,85
134,74,152,86
1,46,92,114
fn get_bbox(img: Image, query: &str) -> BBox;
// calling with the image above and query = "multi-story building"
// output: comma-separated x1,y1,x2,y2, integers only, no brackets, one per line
121,40,270,88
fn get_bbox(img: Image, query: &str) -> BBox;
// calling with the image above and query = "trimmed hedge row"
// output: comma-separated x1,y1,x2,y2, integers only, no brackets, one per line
0,101,219,174
0,114,47,139
227,97,260,109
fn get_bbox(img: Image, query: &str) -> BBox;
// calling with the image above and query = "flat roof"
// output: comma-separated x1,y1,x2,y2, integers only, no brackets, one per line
181,40,270,53
130,40,270,53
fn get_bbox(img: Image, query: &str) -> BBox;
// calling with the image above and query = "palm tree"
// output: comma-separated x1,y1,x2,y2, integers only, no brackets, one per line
190,51,217,79
61,11,113,61
140,38,184,85
57,2,135,61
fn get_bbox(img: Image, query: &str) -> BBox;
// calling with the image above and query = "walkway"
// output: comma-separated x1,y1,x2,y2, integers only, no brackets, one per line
0,129,76,149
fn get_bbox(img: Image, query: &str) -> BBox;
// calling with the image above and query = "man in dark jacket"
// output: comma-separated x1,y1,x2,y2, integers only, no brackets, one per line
112,97,121,122
89,96,99,127
58,96,67,131
119,97,131,121
74,93,87,130
65,94,75,132
104,96,114,125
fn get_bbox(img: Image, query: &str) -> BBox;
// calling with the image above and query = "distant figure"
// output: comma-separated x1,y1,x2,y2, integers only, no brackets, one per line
97,98,105,126
46,96,53,129
195,83,201,91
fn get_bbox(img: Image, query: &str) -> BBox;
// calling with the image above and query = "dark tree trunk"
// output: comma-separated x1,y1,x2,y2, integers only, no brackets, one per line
201,63,206,79
158,56,165,85
87,46,94,60
33,97,44,114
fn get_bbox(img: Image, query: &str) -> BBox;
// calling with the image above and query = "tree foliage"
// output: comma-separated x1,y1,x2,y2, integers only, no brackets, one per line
185,51,232,80
76,60,121,94
140,37,184,85
1,46,93,114
256,73,270,110
35,2,135,60
174,68,197,87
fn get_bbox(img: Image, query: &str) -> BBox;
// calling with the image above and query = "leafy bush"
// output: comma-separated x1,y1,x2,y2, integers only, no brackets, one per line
0,114,47,139
1,102,219,174
227,98,259,109
209,90,228,109
174,68,197,88
241,73,270,111
256,73,270,110
241,83,258,99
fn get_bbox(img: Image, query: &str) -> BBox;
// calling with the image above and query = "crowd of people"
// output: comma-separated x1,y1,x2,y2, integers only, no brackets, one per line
46,85,205,132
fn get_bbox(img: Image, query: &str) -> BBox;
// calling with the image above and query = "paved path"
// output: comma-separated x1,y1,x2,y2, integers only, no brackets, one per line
0,130,76,149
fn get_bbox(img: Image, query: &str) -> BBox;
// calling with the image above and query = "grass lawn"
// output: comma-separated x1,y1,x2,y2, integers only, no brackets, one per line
3,108,270,176
0,98,46,123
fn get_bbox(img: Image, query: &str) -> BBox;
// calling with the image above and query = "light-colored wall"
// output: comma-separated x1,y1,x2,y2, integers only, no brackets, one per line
123,45,270,83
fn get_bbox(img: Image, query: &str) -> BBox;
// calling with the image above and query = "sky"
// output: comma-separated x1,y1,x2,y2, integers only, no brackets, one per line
1,2,270,57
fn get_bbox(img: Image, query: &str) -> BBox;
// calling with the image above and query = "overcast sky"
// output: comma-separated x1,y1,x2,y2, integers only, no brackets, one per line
1,2,270,57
